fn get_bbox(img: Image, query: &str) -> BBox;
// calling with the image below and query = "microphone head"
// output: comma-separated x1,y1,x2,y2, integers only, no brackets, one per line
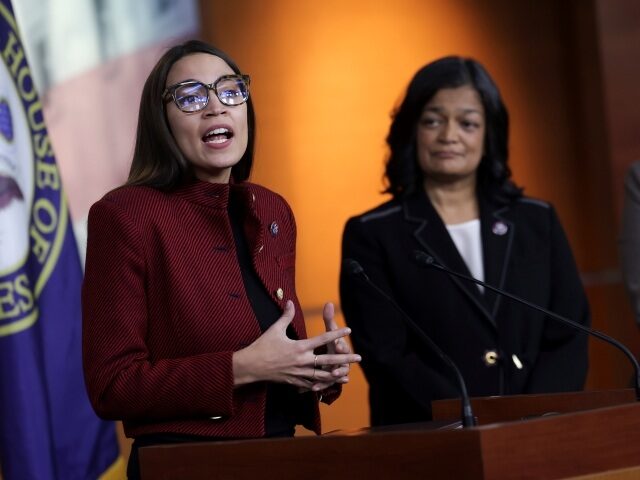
413,250,436,266
343,258,364,275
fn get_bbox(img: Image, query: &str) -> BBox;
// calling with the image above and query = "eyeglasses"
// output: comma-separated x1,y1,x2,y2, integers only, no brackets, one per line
163,74,250,112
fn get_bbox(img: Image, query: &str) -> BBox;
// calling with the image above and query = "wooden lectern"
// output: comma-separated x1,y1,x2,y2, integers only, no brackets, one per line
139,389,640,479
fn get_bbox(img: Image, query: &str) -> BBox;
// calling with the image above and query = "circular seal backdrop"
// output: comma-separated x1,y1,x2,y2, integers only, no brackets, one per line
1,4,69,337
0,53,34,273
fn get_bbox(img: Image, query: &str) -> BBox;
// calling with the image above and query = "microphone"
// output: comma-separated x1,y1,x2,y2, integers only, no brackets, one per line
343,258,477,427
413,250,640,401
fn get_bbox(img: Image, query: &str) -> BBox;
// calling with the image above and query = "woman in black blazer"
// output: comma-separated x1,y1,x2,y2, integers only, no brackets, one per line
340,56,590,426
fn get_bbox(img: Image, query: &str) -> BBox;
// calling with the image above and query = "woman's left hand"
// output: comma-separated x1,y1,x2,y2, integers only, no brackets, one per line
304,302,354,394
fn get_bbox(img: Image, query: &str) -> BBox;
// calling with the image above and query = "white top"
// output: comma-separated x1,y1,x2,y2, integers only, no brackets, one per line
446,219,484,292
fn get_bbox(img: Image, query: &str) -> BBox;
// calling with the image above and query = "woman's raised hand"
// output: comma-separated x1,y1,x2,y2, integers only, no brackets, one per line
232,300,361,389
309,302,353,391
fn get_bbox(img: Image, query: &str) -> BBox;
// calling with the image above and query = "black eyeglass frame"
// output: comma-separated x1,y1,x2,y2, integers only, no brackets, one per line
163,74,251,112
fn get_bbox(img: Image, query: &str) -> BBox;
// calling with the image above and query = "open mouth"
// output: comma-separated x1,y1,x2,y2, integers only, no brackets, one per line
0,173,23,210
202,127,234,145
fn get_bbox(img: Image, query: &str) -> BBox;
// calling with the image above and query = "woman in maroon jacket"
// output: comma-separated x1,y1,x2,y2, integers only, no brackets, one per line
82,40,360,479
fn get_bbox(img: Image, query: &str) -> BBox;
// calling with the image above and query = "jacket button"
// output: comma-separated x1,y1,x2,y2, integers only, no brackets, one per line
276,288,284,300
483,350,499,366
512,354,523,370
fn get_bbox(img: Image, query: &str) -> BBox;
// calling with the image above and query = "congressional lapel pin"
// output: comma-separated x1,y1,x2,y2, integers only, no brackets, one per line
269,221,279,236
492,221,508,236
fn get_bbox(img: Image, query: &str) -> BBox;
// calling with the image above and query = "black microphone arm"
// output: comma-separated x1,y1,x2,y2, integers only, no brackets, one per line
413,249,640,401
343,258,477,427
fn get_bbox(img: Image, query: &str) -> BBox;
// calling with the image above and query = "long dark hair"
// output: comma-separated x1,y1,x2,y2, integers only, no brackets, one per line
384,56,521,202
127,40,256,189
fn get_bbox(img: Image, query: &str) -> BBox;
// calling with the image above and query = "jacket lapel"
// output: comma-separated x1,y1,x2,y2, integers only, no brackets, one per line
403,191,497,329
480,197,514,318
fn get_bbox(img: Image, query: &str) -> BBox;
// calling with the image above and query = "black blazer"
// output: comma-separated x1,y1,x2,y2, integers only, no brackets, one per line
340,190,590,426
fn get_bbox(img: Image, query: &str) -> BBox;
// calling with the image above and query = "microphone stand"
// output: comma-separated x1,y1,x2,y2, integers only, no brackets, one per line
344,259,477,427
413,250,640,401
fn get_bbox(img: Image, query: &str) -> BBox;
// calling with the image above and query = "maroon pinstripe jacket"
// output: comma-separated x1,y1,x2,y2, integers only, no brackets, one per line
82,179,338,438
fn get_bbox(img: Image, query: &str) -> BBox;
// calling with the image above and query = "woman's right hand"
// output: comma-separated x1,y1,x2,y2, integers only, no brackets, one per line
232,300,361,389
